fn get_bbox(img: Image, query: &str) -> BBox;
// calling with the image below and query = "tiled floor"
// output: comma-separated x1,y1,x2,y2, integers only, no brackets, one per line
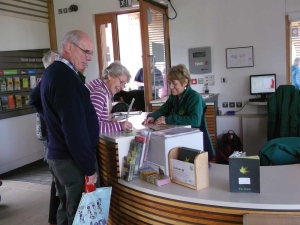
0,180,50,225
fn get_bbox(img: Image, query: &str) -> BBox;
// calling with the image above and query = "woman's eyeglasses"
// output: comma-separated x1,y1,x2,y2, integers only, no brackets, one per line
117,77,126,87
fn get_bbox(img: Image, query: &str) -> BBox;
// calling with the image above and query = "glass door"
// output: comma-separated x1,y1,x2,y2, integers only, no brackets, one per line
95,14,118,77
290,20,300,89
140,0,170,111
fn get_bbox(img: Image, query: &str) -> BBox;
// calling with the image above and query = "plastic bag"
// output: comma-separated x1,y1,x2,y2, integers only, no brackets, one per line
36,113,42,140
72,186,112,225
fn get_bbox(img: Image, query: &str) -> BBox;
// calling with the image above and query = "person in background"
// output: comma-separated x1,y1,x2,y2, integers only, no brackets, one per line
113,89,145,112
40,50,60,225
160,66,168,98
142,64,215,160
30,30,99,225
292,57,300,90
134,55,163,99
85,61,133,133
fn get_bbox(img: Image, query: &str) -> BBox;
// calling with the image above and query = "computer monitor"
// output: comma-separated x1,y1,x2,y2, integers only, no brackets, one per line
250,74,276,101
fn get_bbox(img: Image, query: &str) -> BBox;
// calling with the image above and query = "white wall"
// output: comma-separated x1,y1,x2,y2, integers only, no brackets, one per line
52,0,300,113
53,0,123,82
0,15,50,174
169,0,288,114
0,15,50,51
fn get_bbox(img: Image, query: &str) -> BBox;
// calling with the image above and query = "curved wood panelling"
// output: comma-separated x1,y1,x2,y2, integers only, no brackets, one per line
97,138,300,225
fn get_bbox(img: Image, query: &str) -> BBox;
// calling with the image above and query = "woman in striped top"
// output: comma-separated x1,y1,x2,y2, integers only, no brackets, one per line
85,61,133,133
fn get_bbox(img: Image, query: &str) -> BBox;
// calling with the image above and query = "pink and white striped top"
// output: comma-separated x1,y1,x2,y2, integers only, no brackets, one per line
85,78,121,133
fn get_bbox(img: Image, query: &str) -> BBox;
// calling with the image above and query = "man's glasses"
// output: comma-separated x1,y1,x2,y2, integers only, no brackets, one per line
72,42,93,58
117,77,126,87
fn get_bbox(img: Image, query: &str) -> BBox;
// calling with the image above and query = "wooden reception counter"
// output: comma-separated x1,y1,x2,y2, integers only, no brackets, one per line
97,114,300,225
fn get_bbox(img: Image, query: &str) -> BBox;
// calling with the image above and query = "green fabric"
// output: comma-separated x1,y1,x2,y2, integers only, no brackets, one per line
148,86,204,127
267,85,300,141
78,72,86,84
147,86,215,160
259,137,300,166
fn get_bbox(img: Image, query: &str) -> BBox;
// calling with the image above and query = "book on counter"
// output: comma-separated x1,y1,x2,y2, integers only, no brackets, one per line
178,147,202,163
135,135,147,167
140,168,171,186
139,161,170,186
144,124,179,131
128,139,143,175
121,156,135,181
152,127,200,137
229,153,260,193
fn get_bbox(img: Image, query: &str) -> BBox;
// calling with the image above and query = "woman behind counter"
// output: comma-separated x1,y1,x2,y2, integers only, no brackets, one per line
143,64,215,160
85,61,133,133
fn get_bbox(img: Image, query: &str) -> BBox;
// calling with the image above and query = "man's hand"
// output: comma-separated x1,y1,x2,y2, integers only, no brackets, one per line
87,172,98,185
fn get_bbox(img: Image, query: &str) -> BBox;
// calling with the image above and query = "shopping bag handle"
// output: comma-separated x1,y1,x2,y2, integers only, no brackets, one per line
85,176,96,193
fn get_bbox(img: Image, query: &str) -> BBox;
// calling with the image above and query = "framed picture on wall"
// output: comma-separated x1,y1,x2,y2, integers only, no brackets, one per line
226,46,254,69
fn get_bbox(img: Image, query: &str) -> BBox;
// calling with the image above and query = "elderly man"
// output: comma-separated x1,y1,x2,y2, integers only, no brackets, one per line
30,30,99,225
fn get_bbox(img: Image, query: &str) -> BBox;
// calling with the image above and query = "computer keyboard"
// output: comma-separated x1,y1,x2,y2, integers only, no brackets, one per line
249,98,268,102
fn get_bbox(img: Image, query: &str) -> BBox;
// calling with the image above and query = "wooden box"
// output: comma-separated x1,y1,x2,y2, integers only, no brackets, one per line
168,147,209,190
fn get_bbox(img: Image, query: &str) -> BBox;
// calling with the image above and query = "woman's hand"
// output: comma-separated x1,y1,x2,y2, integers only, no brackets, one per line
120,121,133,131
142,117,155,125
154,116,166,125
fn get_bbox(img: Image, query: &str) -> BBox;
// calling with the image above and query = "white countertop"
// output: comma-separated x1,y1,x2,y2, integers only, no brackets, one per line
118,163,300,210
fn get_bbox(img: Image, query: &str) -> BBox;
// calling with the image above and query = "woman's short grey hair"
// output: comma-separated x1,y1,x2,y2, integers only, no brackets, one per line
61,30,83,50
103,61,131,82
42,50,60,68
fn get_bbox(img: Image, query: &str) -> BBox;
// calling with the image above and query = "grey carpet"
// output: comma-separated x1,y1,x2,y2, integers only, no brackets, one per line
0,159,52,185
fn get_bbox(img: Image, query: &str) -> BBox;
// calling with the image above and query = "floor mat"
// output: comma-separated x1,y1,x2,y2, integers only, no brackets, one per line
0,160,52,185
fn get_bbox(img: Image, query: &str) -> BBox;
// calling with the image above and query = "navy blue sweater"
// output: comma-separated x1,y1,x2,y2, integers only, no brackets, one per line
30,61,99,176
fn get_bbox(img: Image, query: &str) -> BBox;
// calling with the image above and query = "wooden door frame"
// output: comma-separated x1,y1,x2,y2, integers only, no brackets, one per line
95,13,119,77
47,0,57,50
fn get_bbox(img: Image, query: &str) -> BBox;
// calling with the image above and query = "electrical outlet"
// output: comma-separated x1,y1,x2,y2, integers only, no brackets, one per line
63,8,68,13
58,9,62,14
221,77,227,83
229,102,235,108
236,102,242,107
204,75,215,86
222,102,228,108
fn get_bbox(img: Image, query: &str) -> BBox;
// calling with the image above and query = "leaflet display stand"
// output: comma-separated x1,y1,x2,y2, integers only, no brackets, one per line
168,147,209,190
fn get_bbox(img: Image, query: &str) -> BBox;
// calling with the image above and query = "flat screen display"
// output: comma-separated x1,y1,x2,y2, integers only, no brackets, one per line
250,74,276,95
193,52,206,58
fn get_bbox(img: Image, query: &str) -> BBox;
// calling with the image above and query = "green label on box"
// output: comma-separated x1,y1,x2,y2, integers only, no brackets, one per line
4,70,18,75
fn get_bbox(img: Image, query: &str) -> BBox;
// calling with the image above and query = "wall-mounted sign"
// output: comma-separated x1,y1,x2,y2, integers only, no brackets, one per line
120,0,131,7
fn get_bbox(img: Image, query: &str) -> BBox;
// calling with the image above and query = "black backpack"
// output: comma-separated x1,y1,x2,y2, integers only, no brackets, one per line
217,130,242,164
111,102,128,113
